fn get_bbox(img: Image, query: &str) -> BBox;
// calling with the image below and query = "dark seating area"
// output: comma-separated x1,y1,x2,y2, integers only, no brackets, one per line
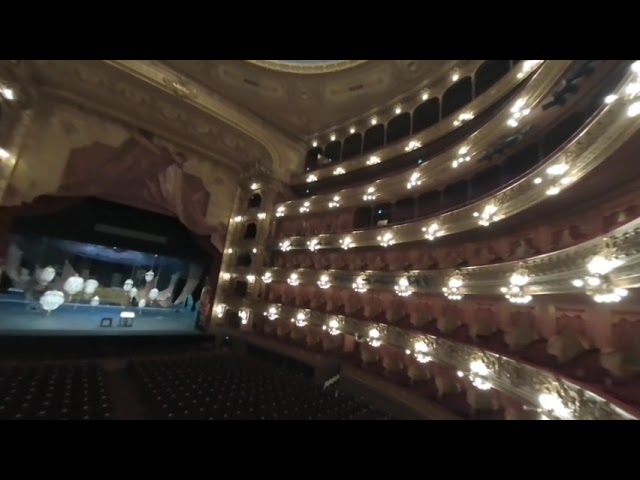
0,361,113,420
130,353,394,420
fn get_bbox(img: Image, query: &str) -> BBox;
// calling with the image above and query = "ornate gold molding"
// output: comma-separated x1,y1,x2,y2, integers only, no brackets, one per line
232,214,640,297
287,60,558,187
246,60,368,75
226,299,636,420
104,60,306,181
272,68,640,250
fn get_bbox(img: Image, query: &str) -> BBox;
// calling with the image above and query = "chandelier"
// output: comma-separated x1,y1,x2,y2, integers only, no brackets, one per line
307,238,320,252
367,327,382,347
317,274,331,289
501,285,532,304
394,276,412,297
474,204,499,226
591,284,629,303
264,305,280,321
352,275,368,293
410,340,432,364
377,232,395,247
586,246,623,276
340,236,354,250
322,317,342,336
422,223,442,241
444,271,464,300
605,61,640,117
538,392,572,419
510,266,530,286
572,241,627,303
457,360,493,391
502,266,532,304
291,311,308,327
279,240,292,252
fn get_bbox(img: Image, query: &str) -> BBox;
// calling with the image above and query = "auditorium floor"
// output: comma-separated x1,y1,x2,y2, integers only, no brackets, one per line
104,365,149,420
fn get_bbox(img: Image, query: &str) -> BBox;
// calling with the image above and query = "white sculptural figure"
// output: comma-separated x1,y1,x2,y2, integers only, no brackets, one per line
40,290,65,315
84,279,99,295
39,266,56,285
63,275,85,305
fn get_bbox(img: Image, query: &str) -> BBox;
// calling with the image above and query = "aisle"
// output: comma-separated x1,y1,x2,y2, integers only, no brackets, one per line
104,362,149,420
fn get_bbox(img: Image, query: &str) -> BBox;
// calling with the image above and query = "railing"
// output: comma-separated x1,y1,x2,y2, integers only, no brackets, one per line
218,299,638,421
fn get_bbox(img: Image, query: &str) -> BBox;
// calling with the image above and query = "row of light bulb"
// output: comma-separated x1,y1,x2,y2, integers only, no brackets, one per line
301,60,640,216
311,60,542,159
305,61,542,191
281,62,640,228
308,66,481,149
570,248,629,303
281,271,415,297
276,204,482,249
230,245,628,308
305,137,429,183
456,359,573,418
281,148,580,240
0,83,16,163
604,60,640,118
263,305,341,335
305,139,462,188
231,212,266,223
532,161,575,196
264,255,633,306
253,300,579,418
311,60,542,148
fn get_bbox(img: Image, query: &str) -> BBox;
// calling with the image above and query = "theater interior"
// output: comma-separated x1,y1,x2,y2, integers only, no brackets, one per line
1,59,640,420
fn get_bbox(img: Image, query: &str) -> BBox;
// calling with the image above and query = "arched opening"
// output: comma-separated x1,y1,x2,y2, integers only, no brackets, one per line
324,141,342,163
243,222,257,240
236,253,252,268
386,113,411,144
417,191,441,218
442,77,473,119
342,133,363,160
412,98,440,133
362,124,386,153
233,280,248,297
305,147,323,171
393,197,416,224
353,206,372,229
372,203,392,226
224,309,240,327
441,180,469,211
474,60,511,97
248,193,262,209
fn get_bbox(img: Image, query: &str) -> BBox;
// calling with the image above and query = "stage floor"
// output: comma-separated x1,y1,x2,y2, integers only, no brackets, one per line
0,297,200,336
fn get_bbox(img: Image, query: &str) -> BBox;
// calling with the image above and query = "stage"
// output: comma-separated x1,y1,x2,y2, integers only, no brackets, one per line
0,296,201,336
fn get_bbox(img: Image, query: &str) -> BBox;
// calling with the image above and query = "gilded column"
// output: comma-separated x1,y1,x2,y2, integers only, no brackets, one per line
0,63,38,275
210,162,290,332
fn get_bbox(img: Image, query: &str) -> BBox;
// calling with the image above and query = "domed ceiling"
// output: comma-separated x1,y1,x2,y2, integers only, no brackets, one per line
163,60,460,138
247,60,367,74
